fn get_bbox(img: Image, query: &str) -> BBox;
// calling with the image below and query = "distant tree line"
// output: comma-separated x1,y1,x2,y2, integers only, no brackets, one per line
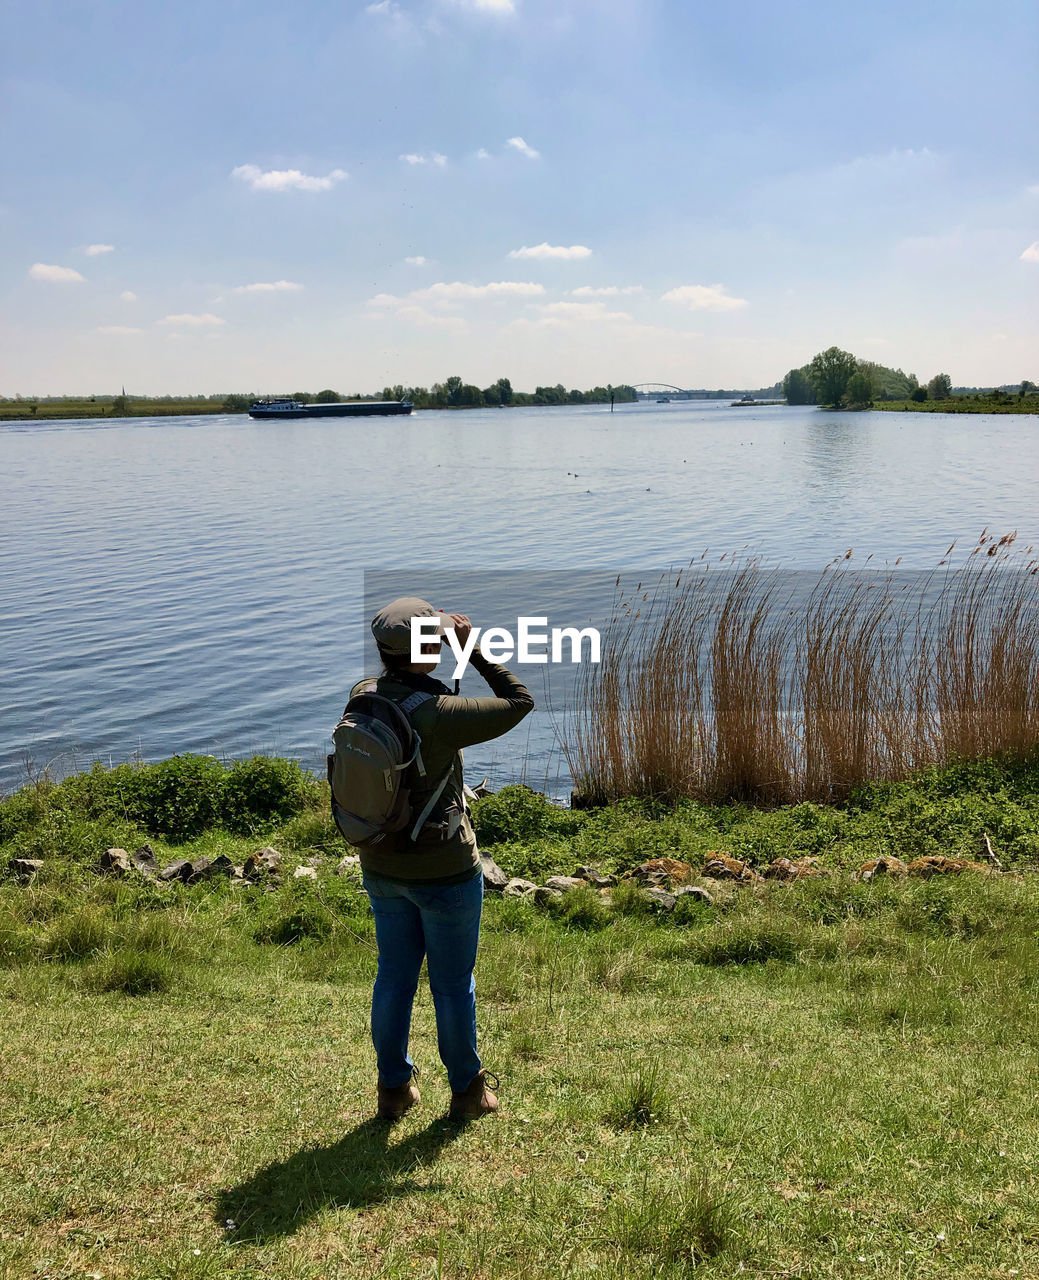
377,376,638,408
779,349,1026,410
216,379,639,413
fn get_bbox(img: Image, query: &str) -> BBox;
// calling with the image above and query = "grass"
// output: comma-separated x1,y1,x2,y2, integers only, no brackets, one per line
872,395,1039,414
0,397,241,421
565,541,1039,807
1,758,1038,1277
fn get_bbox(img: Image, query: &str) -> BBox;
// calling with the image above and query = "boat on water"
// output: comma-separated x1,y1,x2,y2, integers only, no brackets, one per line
656,396,671,404
248,398,413,419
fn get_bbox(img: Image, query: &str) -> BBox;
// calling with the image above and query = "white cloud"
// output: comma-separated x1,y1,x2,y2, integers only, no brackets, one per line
400,152,447,167
29,262,85,283
120,290,138,302
475,148,491,161
159,313,226,326
506,136,540,160
404,256,428,265
85,243,115,257
532,301,632,324
231,164,348,192
831,147,937,180
1026,184,1039,197
451,0,515,11
96,325,143,335
394,305,468,333
366,0,397,11
412,280,545,304
508,243,591,261
661,284,748,312
570,285,643,297
232,280,304,293
369,282,544,318
1020,242,1039,263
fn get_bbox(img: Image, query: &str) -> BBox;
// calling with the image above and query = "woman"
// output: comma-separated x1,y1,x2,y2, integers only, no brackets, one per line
354,596,534,1121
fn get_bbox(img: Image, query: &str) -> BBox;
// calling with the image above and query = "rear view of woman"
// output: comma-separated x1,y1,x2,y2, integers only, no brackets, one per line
348,597,534,1121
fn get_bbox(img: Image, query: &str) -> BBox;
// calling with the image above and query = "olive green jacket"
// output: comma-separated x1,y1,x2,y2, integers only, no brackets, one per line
349,645,535,884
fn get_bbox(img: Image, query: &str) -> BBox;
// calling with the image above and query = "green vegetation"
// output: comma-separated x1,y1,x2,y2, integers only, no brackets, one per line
567,548,1039,808
0,379,639,423
783,349,1038,413
378,375,638,408
875,390,1039,414
1,757,1038,1277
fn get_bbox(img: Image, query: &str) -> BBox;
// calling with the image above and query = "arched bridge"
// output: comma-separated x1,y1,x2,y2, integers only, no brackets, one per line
631,382,702,399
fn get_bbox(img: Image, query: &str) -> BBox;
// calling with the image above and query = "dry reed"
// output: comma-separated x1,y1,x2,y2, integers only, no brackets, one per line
564,536,1039,806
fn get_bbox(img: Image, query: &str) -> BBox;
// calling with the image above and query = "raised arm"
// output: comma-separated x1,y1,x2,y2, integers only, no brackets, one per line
432,644,535,749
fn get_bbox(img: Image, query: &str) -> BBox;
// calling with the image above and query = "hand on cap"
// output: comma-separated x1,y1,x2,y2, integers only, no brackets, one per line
445,613,471,645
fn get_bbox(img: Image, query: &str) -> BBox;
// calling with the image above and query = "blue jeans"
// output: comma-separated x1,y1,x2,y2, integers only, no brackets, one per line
362,870,484,1094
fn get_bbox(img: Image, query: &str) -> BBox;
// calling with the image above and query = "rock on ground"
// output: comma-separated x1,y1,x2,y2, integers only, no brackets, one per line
503,877,538,898
6,858,44,883
854,856,909,881
481,856,509,894
674,885,715,905
642,886,677,911
543,875,587,893
906,855,995,877
702,855,761,883
98,847,132,877
575,865,615,887
628,858,693,887
158,859,194,883
244,847,281,879
762,857,824,881
130,844,160,878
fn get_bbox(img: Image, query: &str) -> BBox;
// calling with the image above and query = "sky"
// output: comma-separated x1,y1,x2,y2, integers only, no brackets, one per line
1,0,1037,396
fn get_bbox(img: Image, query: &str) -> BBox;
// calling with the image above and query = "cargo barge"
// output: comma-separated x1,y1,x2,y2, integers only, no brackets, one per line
248,398,413,419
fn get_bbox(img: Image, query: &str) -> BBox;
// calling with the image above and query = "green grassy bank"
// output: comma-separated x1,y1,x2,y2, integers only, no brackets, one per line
0,398,239,422
871,396,1039,414
2,755,1038,1278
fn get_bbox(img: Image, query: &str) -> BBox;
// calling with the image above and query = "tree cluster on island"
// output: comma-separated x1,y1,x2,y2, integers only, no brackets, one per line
783,348,1036,410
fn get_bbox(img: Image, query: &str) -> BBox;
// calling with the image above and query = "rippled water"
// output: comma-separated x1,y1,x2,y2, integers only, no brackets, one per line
2,401,1036,795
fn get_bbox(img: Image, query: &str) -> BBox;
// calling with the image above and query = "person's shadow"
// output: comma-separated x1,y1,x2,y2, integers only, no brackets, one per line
213,1114,467,1243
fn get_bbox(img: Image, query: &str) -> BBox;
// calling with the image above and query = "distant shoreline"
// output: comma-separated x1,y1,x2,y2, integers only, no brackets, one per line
4,398,1038,424
870,398,1039,415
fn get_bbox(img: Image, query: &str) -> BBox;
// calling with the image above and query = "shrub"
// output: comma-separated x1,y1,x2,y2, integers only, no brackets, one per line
221,756,315,834
0,782,53,843
252,884,335,946
134,755,226,840
471,785,583,845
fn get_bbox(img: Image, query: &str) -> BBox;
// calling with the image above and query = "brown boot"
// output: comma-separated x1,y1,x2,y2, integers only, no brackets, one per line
377,1073,420,1121
449,1070,499,1121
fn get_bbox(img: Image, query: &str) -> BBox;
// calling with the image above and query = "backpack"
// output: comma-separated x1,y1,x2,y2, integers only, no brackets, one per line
326,680,452,852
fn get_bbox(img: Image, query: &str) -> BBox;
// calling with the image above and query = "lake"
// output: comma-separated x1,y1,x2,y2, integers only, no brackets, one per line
2,400,1037,797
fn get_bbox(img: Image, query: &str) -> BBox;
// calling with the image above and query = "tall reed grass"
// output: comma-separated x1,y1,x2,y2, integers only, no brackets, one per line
564,535,1039,805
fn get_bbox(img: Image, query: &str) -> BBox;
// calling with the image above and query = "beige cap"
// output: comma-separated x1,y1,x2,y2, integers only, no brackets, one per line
370,596,450,654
